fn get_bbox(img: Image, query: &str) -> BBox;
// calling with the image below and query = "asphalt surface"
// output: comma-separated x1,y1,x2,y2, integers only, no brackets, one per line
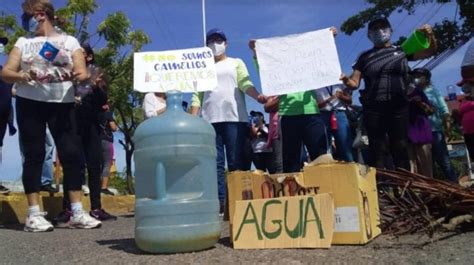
1,214,473,264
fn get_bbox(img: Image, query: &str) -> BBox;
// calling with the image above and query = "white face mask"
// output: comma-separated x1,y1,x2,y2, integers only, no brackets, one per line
208,42,226,56
413,78,421,86
0,44,4,54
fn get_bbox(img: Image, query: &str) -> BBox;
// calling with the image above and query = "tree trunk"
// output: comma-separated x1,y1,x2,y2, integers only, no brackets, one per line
124,135,135,194
125,148,135,194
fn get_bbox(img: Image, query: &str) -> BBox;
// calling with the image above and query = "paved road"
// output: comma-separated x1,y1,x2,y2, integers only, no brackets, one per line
1,214,473,264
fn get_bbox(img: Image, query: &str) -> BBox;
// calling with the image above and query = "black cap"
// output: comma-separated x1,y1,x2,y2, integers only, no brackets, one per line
368,17,391,30
206,28,227,43
0,37,8,45
250,110,264,117
411,68,432,80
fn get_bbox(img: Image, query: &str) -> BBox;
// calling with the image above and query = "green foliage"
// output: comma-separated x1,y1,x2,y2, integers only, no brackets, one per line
108,174,131,195
341,0,473,55
0,14,25,54
433,158,465,180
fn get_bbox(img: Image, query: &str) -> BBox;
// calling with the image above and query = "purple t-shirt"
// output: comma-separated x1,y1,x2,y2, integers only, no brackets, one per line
407,86,433,144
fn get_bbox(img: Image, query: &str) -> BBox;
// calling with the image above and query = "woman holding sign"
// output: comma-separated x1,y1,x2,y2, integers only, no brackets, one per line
191,28,267,214
341,17,437,170
1,0,101,231
249,27,337,173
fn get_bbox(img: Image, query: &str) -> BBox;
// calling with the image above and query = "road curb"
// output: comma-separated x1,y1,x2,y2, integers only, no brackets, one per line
0,192,135,224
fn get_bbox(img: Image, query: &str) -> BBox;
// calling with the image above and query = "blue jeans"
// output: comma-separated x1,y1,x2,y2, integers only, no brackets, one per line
432,131,457,181
41,128,54,186
280,114,327,173
212,122,248,204
320,110,354,162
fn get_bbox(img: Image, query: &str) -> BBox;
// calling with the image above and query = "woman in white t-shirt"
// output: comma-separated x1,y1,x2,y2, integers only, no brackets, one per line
1,0,100,232
143,92,167,119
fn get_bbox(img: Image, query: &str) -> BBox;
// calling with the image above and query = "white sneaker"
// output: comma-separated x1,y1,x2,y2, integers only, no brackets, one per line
69,210,102,229
82,185,90,195
24,212,54,232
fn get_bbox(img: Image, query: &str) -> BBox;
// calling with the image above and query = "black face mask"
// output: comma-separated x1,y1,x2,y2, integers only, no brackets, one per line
21,13,33,32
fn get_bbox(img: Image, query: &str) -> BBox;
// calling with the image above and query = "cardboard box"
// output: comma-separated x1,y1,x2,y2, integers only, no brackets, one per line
227,161,381,245
302,162,381,244
232,194,334,249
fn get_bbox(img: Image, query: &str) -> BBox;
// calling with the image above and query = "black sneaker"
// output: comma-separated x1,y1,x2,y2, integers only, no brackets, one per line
90,209,117,221
41,184,58,193
0,185,10,194
53,210,72,228
101,188,115,196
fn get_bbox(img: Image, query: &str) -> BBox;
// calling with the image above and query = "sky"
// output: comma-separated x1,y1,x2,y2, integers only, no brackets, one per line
0,0,468,181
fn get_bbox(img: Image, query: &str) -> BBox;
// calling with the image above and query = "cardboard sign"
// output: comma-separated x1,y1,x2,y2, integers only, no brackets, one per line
232,194,334,249
227,160,381,245
133,47,217,93
256,28,342,96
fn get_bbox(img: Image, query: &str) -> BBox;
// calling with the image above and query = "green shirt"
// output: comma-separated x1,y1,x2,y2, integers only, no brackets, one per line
279,91,319,116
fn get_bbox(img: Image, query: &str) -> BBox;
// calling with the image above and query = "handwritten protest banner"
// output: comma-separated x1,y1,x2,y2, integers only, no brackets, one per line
256,28,342,96
232,194,334,249
133,47,217,93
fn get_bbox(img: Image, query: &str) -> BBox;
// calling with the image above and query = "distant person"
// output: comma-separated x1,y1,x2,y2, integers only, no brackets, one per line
143,92,166,119
458,41,474,173
413,68,457,182
191,28,267,213
0,59,14,194
249,111,273,172
315,85,354,162
263,96,283,173
2,0,101,231
100,108,118,195
59,42,117,223
341,17,437,170
407,72,434,177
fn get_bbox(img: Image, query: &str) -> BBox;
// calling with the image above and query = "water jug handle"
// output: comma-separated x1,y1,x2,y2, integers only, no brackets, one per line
155,162,167,200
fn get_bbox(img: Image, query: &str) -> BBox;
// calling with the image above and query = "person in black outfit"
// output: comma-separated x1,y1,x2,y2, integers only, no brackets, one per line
56,43,116,224
0,62,15,194
341,17,437,170
99,108,118,195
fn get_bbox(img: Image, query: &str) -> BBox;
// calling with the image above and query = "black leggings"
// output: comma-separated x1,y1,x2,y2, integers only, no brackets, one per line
363,102,410,170
16,97,82,194
0,106,9,147
63,116,103,210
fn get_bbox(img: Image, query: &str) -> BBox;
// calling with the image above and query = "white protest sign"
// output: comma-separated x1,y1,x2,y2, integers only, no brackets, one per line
134,47,217,93
256,28,342,96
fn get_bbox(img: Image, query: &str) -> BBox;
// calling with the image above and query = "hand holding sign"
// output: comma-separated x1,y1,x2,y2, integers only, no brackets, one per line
256,27,343,96
133,47,218,93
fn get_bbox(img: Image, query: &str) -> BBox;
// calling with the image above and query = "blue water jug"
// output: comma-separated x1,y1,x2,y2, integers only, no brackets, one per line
133,91,221,253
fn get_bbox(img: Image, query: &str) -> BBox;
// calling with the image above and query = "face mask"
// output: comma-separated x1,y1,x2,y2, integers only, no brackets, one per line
22,15,39,33
413,78,421,86
28,17,40,33
368,28,391,46
0,44,4,54
208,42,226,56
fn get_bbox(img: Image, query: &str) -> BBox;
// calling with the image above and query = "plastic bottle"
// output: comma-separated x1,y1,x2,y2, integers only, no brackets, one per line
447,85,457,101
133,91,221,253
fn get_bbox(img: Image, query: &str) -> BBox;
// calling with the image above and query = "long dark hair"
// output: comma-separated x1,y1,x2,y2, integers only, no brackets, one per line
80,42,95,65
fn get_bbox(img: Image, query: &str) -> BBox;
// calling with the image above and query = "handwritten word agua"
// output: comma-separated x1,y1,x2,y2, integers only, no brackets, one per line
234,196,325,241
